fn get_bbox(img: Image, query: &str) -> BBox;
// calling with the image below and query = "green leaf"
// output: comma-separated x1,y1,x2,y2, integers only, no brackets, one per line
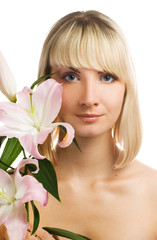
0,136,6,148
31,201,40,235
30,72,56,89
0,137,23,170
43,227,91,240
72,137,82,152
27,158,60,201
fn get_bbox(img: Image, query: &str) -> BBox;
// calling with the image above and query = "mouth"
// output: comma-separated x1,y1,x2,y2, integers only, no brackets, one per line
76,114,104,123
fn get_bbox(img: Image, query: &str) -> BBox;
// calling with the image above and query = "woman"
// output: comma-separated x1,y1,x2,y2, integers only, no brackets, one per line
14,10,157,239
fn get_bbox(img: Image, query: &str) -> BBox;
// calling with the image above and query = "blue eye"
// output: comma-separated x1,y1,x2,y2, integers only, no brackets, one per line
102,74,117,83
65,74,78,82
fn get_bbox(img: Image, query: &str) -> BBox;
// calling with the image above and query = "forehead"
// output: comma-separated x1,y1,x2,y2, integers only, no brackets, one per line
49,24,129,83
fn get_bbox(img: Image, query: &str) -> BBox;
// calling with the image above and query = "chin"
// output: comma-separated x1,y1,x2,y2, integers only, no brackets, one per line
75,127,110,138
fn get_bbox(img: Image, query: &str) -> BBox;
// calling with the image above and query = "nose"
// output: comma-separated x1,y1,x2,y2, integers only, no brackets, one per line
78,81,99,107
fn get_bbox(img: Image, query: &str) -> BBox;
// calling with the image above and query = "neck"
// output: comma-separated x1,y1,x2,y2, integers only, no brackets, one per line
55,131,118,180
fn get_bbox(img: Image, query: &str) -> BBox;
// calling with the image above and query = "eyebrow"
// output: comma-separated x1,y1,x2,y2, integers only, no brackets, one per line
98,70,111,74
67,67,81,73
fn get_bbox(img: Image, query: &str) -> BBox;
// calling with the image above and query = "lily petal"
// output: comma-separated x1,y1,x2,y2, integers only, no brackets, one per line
0,204,14,226
17,86,33,110
36,126,56,144
0,169,15,203
0,102,34,135
5,204,28,240
20,126,58,159
0,78,75,159
32,79,62,126
54,122,75,148
0,51,17,102
15,158,39,185
14,158,48,208
0,159,48,240
15,175,48,208
19,134,45,159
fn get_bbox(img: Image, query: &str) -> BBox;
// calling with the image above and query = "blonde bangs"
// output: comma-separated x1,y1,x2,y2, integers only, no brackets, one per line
49,21,129,83
38,10,142,168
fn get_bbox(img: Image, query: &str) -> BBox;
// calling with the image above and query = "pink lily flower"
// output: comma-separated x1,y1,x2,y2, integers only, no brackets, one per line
0,79,75,159
0,158,48,240
0,51,17,102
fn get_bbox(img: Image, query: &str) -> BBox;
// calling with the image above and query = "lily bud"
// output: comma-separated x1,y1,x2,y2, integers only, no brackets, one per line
0,51,17,102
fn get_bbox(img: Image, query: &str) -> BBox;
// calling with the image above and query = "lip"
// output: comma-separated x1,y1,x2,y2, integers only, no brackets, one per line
76,114,104,123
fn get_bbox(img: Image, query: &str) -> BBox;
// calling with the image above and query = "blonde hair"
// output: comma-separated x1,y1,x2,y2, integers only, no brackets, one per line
38,10,142,168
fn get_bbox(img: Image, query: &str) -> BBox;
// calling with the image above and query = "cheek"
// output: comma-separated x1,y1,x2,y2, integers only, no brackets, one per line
105,86,125,115
114,89,125,108
59,87,76,114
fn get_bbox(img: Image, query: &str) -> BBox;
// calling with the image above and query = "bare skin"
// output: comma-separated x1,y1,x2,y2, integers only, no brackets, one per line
35,141,157,240
1,155,157,240
35,67,157,240
1,67,157,239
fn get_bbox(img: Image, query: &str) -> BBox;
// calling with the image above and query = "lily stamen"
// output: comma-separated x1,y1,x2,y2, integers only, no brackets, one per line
0,186,14,203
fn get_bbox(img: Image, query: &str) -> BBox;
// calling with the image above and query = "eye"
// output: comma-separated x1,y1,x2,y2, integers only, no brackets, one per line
62,73,79,82
66,74,77,81
101,74,118,83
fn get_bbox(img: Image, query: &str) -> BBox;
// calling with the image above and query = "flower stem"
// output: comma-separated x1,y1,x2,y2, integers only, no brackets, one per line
30,72,57,89
25,202,29,222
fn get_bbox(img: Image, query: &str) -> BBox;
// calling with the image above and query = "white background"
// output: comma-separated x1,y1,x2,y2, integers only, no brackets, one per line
0,0,157,168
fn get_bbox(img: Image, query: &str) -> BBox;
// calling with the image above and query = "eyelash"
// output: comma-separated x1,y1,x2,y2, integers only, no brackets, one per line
100,74,118,83
61,72,79,82
61,72,118,83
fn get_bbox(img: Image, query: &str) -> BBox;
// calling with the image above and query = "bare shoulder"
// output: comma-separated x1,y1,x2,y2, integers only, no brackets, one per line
121,159,157,202
131,160,157,218
130,160,157,188
134,160,157,181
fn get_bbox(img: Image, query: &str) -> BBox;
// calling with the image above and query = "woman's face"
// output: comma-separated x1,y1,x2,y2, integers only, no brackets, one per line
53,66,125,138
